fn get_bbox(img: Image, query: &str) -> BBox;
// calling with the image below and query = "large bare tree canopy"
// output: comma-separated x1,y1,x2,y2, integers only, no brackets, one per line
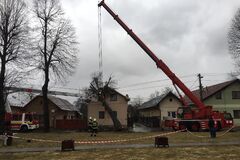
228,8,240,72
33,0,78,132
33,0,78,81
0,0,29,133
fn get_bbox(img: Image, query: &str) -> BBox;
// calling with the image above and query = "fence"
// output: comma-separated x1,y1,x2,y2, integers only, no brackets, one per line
56,119,87,130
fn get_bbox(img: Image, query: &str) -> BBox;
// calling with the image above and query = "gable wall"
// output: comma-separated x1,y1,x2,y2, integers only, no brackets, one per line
87,94,128,127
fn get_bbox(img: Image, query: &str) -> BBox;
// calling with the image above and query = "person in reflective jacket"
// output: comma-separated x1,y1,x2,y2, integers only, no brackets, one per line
91,118,98,137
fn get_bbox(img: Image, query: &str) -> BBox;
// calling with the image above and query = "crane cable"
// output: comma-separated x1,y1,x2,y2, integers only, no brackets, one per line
98,1,103,74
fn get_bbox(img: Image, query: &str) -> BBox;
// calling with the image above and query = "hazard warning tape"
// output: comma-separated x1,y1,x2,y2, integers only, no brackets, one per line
186,125,237,138
6,129,186,145
75,129,186,144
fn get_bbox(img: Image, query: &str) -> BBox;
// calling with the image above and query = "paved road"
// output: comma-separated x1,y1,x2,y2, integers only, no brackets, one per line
1,141,240,153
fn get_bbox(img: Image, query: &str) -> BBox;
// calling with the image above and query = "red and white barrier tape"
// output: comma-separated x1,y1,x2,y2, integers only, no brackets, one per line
6,129,186,145
186,125,237,138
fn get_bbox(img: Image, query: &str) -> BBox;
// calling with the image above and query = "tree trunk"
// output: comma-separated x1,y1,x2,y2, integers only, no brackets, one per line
42,17,50,132
42,71,50,132
0,60,6,134
102,100,122,130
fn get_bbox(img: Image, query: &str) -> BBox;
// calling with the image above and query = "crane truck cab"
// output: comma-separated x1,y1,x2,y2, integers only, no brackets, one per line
172,106,234,131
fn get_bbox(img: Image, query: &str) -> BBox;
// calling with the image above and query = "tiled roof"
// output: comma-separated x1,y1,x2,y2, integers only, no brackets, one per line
184,79,239,104
138,92,178,110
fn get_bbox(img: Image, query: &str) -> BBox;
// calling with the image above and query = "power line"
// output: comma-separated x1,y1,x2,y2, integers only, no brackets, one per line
117,74,197,89
117,80,196,92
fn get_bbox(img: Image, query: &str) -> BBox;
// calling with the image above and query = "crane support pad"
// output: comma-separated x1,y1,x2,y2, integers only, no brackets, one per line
61,140,75,151
155,136,169,148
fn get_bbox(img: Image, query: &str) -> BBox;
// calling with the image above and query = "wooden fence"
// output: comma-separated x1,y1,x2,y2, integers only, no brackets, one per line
56,119,87,130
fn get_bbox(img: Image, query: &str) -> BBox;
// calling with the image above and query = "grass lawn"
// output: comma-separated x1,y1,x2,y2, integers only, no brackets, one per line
0,129,239,148
1,146,240,160
0,130,240,159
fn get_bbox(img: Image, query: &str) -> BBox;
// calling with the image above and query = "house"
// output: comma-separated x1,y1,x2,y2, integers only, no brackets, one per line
184,79,240,126
87,88,130,129
11,95,81,128
138,92,182,127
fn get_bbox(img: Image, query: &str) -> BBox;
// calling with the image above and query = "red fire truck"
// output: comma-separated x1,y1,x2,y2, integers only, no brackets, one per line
98,1,234,131
3,102,39,132
10,112,39,132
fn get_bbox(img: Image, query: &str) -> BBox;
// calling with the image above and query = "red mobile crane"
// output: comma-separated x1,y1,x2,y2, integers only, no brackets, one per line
98,0,233,131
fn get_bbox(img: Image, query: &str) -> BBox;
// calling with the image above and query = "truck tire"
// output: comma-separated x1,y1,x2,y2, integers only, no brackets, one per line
191,123,200,132
179,124,186,130
217,122,222,131
20,125,28,132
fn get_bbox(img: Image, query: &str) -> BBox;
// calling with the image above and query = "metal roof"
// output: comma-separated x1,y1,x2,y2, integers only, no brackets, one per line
139,92,178,110
48,96,78,112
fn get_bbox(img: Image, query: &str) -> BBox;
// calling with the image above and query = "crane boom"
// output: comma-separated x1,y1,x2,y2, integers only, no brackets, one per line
98,0,206,110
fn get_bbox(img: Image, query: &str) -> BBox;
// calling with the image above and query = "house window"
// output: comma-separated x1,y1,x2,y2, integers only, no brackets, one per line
112,111,117,118
99,111,105,119
12,114,21,121
232,91,240,99
168,111,176,118
110,94,117,101
233,110,240,119
215,92,222,99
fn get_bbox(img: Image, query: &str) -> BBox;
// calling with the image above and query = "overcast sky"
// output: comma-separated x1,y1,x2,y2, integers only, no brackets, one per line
42,0,240,102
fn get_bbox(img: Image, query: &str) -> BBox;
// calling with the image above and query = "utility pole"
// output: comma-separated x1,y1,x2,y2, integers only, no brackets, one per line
198,73,203,101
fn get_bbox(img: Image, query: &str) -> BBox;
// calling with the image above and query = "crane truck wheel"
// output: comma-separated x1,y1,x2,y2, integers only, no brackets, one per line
179,124,186,130
217,122,222,131
191,123,200,132
20,125,28,132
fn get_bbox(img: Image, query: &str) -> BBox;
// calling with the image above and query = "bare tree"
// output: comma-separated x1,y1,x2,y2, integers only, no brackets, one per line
228,8,240,74
0,0,29,133
33,0,78,132
130,95,143,107
149,87,173,100
149,90,160,100
86,72,123,130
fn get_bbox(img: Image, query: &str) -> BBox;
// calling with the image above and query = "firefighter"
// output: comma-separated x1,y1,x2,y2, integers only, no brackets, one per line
88,117,93,132
91,118,98,137
208,117,216,138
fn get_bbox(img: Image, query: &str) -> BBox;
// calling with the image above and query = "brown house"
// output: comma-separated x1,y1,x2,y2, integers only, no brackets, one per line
87,89,130,129
12,95,80,128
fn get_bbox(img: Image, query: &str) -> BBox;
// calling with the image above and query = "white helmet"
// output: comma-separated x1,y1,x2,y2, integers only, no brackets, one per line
89,117,92,120
93,118,96,121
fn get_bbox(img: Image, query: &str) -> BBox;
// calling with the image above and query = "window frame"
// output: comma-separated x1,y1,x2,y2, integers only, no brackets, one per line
112,111,117,118
99,111,105,119
232,91,240,99
233,110,240,119
110,93,117,101
215,92,222,100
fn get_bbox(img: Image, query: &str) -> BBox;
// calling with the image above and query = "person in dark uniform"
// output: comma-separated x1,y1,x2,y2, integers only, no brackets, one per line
208,117,216,138
88,117,93,132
